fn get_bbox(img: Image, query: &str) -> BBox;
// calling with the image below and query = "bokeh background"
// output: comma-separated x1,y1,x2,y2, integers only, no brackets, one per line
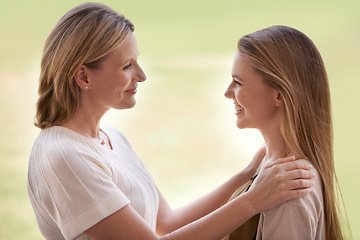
1,0,359,239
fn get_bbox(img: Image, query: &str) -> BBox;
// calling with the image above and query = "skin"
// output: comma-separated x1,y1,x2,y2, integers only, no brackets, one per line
60,35,314,239
225,51,300,171
226,52,281,132
63,33,146,144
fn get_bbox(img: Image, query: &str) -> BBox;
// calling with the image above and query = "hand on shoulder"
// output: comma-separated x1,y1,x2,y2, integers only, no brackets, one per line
245,156,315,213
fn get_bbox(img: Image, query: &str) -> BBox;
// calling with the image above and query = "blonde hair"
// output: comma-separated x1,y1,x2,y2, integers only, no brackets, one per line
238,25,344,240
35,2,134,129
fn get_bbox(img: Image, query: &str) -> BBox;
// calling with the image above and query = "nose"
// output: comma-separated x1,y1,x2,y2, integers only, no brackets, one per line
224,83,234,99
134,63,147,82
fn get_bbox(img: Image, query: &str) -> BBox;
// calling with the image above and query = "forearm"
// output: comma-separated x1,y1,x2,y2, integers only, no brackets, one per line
180,167,253,208
160,144,265,233
157,168,253,235
160,191,257,240
184,167,253,207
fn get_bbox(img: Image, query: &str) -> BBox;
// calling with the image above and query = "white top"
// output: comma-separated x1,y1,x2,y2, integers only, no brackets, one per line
255,162,325,239
27,124,159,240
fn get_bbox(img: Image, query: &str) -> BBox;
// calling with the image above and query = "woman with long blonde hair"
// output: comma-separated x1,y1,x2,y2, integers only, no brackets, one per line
224,25,344,239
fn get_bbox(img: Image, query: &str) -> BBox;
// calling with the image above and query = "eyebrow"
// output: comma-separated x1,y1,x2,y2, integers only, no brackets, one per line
232,74,244,81
124,53,140,63
118,54,140,67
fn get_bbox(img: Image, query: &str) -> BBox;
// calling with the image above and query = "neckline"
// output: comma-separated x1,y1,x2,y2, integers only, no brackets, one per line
49,125,115,152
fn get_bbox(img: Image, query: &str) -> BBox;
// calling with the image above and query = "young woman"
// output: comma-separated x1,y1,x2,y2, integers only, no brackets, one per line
27,3,315,240
223,25,343,240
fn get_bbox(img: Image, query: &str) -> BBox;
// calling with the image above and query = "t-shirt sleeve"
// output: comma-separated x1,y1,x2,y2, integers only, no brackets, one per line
257,200,316,239
255,169,323,240
35,143,130,240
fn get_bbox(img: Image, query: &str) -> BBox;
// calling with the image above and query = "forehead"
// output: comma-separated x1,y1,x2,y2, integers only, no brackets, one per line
107,33,139,62
232,52,250,72
232,51,267,86
232,52,258,77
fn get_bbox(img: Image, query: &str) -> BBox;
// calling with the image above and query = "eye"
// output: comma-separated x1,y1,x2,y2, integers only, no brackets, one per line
122,63,132,70
233,79,243,86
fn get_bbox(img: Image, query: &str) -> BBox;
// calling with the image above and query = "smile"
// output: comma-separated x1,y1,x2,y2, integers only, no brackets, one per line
125,88,137,94
235,105,244,113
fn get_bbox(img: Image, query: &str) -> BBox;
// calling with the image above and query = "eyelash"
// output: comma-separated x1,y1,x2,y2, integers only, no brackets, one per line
123,63,132,70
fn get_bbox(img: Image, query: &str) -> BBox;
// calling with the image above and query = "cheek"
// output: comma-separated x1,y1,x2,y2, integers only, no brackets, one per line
234,89,250,106
111,74,131,91
119,72,132,86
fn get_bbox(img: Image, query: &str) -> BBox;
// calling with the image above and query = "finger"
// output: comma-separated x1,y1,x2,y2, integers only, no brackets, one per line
288,179,314,190
285,188,312,200
265,156,295,168
285,169,316,180
281,159,313,171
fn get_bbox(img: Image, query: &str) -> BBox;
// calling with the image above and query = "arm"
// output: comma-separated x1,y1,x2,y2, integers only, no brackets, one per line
84,156,315,240
156,144,266,235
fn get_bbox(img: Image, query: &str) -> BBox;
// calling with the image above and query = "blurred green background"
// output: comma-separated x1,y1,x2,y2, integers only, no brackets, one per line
0,0,359,239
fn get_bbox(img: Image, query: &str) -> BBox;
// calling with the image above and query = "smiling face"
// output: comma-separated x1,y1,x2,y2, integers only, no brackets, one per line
83,33,146,110
225,51,282,131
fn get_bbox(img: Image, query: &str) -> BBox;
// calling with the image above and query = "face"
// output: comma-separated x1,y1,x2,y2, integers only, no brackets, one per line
84,33,146,110
224,52,281,131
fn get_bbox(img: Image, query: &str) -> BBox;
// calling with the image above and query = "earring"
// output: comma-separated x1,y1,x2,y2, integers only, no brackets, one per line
85,86,89,89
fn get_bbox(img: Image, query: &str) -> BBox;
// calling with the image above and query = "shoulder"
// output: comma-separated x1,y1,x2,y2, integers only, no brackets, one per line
31,127,83,159
28,127,116,194
29,127,105,176
257,159,324,238
266,159,323,217
31,127,74,155
294,159,323,206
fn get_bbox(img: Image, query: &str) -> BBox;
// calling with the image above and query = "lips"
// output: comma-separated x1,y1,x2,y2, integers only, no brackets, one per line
125,87,137,94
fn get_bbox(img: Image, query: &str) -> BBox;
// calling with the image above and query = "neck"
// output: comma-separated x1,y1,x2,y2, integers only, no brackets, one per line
61,99,109,138
260,127,290,162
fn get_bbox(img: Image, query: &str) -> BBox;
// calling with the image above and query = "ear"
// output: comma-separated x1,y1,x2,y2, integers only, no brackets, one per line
274,92,283,107
74,65,90,90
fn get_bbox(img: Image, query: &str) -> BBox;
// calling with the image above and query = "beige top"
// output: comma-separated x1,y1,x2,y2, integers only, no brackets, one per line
224,160,324,240
255,163,325,239
223,168,261,240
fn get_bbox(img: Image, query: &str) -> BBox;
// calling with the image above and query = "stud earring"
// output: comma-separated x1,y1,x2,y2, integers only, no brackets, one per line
85,86,89,89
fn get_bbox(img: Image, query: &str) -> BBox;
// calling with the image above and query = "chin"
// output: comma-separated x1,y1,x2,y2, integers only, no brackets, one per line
114,100,137,110
236,125,246,129
236,122,254,130
236,120,246,129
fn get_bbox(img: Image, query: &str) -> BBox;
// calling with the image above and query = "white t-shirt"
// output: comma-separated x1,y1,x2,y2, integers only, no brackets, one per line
27,124,159,240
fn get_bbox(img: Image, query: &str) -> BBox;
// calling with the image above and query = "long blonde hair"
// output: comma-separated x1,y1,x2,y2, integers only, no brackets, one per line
35,2,134,129
238,25,344,240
